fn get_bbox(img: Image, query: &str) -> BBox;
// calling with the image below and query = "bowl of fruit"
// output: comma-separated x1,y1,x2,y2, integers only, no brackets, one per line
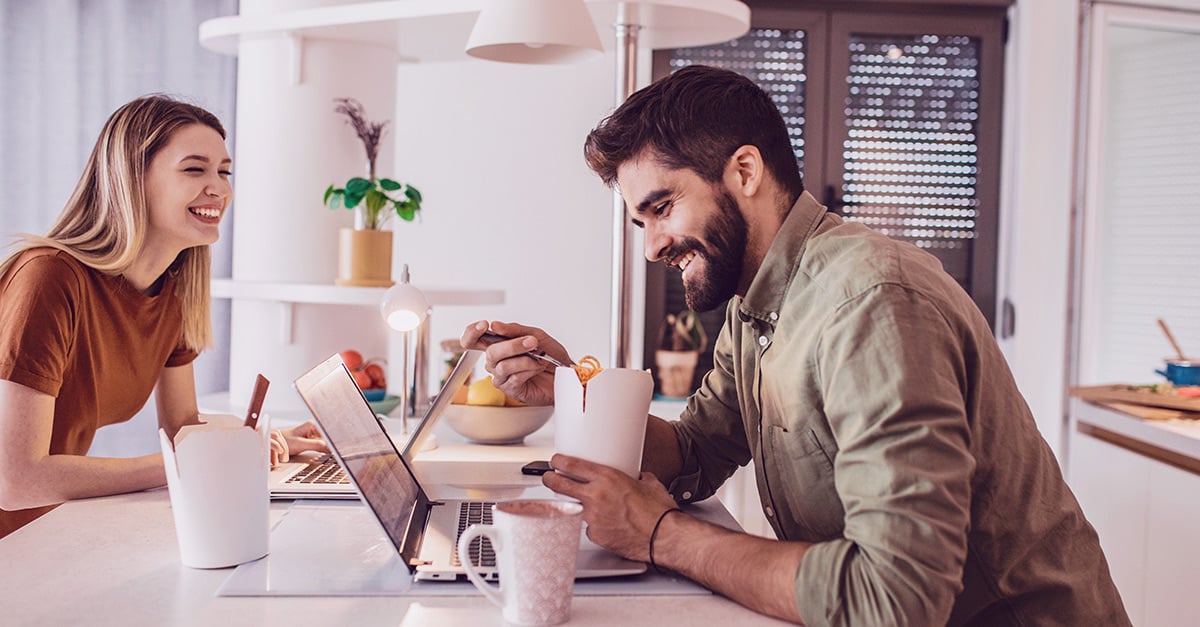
444,375,552,445
340,349,399,414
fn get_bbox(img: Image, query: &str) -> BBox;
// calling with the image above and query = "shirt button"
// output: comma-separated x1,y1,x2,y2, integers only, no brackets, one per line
758,335,768,346
681,491,692,500
765,506,774,518
769,311,779,321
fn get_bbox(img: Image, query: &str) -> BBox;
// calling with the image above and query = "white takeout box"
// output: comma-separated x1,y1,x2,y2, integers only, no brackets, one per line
553,367,654,478
158,413,270,569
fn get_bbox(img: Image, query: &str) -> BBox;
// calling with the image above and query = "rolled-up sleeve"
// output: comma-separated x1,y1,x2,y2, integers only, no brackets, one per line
796,284,975,626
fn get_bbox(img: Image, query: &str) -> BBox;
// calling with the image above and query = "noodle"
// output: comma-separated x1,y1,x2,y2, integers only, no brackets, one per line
572,355,603,411
572,355,603,386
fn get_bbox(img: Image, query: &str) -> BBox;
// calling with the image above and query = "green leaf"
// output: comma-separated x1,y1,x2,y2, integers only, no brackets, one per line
378,178,402,191
328,190,343,210
345,177,373,195
365,188,387,213
323,184,335,205
397,206,416,221
405,186,423,204
344,190,363,208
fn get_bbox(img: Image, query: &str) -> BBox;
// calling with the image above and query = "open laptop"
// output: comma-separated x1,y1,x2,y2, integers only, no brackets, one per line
269,346,478,499
294,349,647,582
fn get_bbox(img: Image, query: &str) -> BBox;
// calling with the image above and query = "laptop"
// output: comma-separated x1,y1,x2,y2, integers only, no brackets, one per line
293,349,647,582
268,348,473,499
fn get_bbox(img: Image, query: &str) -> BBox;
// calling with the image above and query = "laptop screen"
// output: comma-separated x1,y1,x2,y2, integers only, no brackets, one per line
294,354,427,565
294,349,483,571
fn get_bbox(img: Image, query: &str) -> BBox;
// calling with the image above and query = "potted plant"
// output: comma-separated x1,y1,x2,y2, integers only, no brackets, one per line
323,97,423,286
654,310,708,398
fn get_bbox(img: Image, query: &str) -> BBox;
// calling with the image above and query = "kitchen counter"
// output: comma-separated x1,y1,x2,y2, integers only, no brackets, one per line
1070,397,1200,473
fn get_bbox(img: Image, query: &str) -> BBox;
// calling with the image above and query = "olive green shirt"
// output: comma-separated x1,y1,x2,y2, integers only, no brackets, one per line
667,192,1129,626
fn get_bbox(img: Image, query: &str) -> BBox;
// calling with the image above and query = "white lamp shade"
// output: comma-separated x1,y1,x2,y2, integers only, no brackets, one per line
466,0,603,64
380,283,430,332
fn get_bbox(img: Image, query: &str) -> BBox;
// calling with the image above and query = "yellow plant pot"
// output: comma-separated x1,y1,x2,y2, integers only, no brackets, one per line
336,227,395,287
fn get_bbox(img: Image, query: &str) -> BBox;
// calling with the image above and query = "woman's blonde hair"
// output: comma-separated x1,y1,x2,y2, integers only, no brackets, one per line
0,94,226,352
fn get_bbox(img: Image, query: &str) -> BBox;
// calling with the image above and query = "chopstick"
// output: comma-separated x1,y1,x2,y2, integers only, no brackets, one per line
243,374,270,428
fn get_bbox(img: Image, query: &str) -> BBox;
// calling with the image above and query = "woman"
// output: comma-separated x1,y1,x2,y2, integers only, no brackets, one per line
0,95,325,539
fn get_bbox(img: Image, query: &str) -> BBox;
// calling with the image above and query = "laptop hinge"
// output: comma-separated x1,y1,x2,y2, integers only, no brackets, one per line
409,558,432,566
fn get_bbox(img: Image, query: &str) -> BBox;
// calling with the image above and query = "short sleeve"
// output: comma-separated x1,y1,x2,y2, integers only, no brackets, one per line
165,338,199,368
0,254,82,396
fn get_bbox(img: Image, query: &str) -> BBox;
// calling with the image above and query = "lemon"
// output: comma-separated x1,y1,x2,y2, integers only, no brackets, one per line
466,375,507,407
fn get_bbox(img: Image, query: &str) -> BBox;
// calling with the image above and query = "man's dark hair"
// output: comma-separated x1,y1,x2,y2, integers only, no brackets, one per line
584,64,803,198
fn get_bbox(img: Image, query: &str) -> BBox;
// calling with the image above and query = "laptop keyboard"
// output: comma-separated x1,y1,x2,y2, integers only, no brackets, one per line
284,454,349,485
451,501,497,568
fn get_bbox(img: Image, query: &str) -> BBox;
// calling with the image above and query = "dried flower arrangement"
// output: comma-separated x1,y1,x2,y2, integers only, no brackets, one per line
322,97,423,230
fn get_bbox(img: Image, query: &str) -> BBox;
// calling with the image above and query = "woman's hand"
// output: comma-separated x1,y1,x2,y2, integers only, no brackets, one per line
268,420,328,468
460,320,568,406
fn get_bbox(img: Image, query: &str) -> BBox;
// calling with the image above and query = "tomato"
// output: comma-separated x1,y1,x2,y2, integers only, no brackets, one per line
340,349,364,371
351,369,373,390
1177,386,1200,398
364,363,387,388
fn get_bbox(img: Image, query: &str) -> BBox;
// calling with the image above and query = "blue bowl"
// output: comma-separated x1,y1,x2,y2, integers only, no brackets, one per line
362,388,387,402
368,394,402,416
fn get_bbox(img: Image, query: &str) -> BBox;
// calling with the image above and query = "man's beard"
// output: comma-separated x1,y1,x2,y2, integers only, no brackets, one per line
669,191,748,313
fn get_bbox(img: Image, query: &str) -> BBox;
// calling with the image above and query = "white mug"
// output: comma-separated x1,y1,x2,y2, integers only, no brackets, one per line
554,367,654,478
457,499,584,626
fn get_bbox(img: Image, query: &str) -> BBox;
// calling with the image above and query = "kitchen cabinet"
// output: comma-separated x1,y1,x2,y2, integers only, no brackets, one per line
1067,399,1200,626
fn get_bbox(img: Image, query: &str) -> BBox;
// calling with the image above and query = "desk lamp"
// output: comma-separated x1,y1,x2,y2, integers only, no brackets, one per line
380,264,430,434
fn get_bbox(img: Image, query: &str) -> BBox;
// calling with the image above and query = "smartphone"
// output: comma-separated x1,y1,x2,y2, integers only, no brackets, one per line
521,460,554,476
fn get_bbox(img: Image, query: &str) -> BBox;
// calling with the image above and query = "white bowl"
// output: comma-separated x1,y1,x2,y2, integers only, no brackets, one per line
443,404,553,444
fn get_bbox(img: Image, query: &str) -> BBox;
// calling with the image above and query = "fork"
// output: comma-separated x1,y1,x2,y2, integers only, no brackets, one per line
478,332,569,368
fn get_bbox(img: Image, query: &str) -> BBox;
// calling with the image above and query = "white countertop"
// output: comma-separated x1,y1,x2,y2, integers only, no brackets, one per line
1071,397,1200,462
0,416,786,627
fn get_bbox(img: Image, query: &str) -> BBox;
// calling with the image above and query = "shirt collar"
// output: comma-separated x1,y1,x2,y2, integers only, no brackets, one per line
738,190,828,326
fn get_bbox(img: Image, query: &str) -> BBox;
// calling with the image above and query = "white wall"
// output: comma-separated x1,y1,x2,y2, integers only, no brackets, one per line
996,0,1079,458
388,57,622,373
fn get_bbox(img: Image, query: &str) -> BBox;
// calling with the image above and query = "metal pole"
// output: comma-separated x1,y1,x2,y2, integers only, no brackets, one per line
610,3,640,368
400,330,411,433
413,307,431,416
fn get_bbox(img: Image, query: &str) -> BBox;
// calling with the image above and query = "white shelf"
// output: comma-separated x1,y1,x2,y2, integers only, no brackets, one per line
198,0,750,58
211,278,504,307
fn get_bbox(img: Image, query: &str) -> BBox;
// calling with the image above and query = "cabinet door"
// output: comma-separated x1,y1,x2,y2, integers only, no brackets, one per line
1067,430,1149,624
825,12,1005,327
1144,460,1200,627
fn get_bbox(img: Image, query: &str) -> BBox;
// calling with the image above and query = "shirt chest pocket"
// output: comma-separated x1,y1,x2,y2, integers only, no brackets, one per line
761,425,844,541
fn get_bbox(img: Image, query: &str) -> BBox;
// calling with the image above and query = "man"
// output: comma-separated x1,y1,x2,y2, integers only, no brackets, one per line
462,65,1128,625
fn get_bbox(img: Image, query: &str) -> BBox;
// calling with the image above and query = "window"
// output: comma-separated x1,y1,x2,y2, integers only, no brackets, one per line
645,2,1008,397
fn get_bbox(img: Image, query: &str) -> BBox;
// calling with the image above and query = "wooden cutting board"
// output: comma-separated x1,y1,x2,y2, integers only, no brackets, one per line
1070,384,1200,419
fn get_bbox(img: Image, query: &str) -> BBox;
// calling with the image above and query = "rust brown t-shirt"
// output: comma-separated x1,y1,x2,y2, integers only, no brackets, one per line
0,248,198,538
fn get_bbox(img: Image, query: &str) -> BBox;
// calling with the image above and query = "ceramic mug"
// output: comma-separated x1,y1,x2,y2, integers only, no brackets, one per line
457,500,584,626
1156,359,1200,386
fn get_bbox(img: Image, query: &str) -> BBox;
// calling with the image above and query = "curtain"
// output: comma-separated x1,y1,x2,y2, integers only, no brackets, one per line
0,0,238,455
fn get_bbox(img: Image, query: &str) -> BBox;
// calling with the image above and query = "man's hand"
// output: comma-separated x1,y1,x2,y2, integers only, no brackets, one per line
460,320,568,406
542,453,679,562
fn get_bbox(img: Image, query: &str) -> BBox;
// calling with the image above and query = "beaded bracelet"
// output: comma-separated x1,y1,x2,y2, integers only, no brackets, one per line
648,507,682,574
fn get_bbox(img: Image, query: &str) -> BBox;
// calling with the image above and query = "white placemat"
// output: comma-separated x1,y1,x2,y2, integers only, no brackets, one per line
217,500,714,597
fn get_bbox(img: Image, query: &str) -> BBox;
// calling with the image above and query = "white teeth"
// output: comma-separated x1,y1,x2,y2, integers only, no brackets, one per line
676,251,696,272
190,207,220,219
